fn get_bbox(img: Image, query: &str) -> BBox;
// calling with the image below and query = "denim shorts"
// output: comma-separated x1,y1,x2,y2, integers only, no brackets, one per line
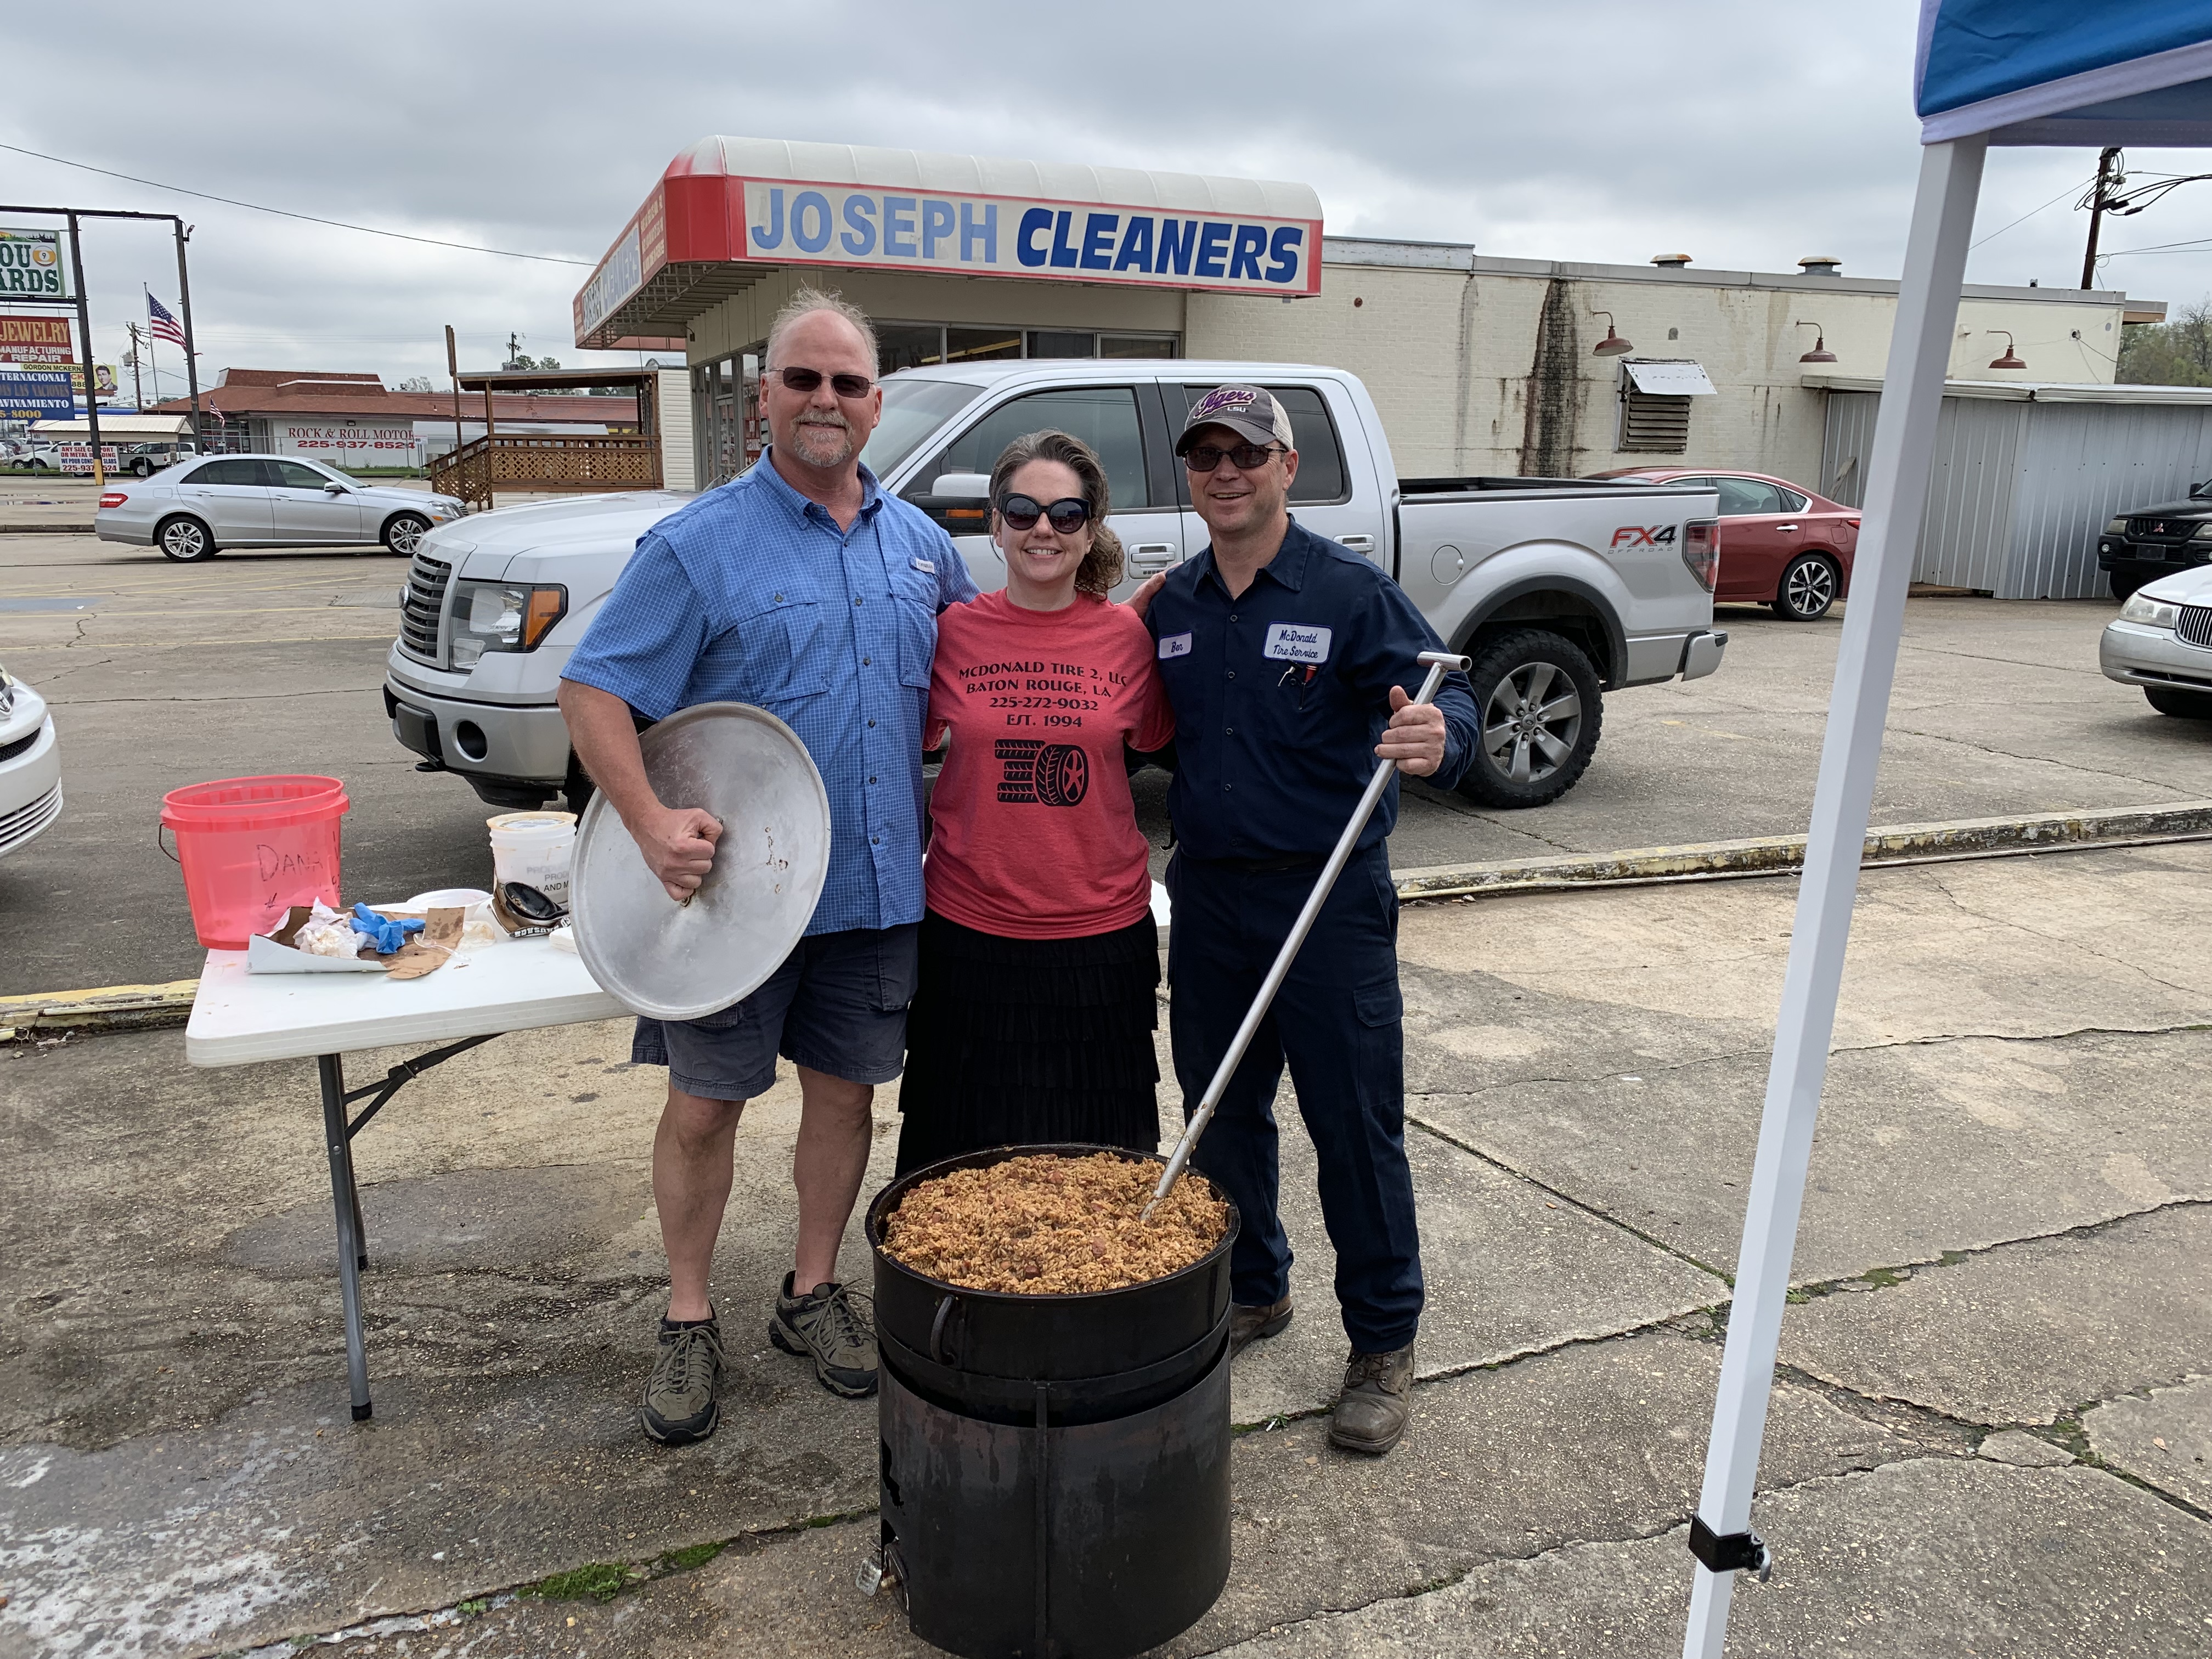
630,924,919,1101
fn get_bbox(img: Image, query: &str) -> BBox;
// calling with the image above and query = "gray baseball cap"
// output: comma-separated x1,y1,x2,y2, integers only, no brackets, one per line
1176,384,1295,455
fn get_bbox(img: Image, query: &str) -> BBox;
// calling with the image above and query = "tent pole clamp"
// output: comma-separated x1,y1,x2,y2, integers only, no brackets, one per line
1688,1515,1771,1582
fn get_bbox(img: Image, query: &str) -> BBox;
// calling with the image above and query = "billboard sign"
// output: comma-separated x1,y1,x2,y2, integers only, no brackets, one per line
0,230,68,300
0,314,74,364
0,369,75,421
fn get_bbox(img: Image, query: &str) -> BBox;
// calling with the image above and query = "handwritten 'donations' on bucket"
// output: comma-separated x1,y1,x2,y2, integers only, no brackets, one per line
161,776,351,950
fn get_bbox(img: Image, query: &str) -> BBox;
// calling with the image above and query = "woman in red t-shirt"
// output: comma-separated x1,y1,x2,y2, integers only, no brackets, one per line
896,429,1175,1175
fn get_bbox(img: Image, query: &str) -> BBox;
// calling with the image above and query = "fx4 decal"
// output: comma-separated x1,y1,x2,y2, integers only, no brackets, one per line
1611,524,1680,550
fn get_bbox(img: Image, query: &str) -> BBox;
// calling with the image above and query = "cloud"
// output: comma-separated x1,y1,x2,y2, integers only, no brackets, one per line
3,0,2202,392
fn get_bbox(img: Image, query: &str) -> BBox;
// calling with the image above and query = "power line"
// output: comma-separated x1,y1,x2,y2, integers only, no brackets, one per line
1970,173,2095,250
0,142,592,267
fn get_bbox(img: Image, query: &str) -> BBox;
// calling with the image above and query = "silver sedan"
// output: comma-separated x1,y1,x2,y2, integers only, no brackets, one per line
2101,562,2212,719
95,453,466,562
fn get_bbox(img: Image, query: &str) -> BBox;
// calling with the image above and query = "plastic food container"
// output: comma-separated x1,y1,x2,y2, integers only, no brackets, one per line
487,811,577,908
161,775,349,949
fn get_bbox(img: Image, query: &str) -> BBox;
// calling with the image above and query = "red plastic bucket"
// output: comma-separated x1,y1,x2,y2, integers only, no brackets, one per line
160,775,350,949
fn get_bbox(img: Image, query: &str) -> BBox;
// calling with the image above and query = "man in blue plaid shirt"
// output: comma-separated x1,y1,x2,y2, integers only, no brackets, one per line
560,290,975,1445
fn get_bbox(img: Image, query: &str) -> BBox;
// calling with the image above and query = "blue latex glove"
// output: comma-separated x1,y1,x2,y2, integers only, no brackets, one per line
350,902,426,955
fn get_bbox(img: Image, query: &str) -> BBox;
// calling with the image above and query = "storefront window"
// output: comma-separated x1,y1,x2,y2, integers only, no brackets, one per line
1099,335,1177,359
877,325,946,372
1026,330,1096,359
946,327,1023,365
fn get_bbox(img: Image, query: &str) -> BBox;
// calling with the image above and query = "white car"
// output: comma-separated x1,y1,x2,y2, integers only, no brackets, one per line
95,453,467,563
2101,563,2212,719
0,661,61,861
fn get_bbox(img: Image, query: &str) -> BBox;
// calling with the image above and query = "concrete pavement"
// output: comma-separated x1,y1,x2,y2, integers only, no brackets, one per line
4,842,2209,1657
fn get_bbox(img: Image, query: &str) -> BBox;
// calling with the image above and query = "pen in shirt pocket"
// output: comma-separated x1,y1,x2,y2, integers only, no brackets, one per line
1277,663,1318,709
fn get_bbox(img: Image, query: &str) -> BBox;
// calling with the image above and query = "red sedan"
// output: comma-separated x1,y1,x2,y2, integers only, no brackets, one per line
1589,467,1859,620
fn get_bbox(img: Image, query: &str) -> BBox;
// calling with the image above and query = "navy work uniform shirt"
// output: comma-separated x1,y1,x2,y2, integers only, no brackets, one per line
1146,517,1478,861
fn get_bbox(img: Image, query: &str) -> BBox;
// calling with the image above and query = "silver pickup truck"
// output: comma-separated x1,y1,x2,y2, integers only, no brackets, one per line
383,360,1723,814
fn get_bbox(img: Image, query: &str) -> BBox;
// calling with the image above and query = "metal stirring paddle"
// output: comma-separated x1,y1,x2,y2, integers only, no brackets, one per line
1144,650,1471,1221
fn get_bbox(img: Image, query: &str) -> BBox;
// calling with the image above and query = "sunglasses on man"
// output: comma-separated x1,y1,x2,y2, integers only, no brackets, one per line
770,366,877,398
1183,442,1286,473
997,493,1093,534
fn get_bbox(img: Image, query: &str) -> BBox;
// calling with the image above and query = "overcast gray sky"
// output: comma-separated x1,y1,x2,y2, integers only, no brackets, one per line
7,0,2208,402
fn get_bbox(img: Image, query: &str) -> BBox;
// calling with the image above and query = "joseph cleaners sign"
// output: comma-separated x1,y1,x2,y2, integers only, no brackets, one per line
738,182,1316,295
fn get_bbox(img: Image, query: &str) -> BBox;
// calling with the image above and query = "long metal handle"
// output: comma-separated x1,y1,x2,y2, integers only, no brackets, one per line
1147,649,1469,1217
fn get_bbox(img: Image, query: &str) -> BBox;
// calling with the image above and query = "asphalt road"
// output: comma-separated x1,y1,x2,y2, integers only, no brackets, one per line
2,524,2208,995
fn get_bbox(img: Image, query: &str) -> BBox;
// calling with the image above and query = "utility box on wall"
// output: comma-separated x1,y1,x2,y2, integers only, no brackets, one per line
1817,377,2212,598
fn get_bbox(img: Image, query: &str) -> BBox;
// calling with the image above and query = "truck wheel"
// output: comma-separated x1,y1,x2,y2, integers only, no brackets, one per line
1455,629,1602,809
2145,685,2212,719
156,515,217,562
2109,569,2145,601
1771,554,1839,620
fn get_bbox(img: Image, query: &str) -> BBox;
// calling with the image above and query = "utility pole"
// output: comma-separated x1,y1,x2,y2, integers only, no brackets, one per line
507,331,523,369
127,320,145,410
2081,146,2122,290
65,212,102,488
173,221,204,453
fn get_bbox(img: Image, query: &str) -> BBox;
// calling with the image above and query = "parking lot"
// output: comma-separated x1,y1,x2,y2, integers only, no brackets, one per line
3,521,2209,995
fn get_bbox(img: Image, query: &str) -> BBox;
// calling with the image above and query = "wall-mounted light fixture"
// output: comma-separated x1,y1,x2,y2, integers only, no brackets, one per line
1987,330,2027,370
1590,308,1633,356
1795,321,1837,363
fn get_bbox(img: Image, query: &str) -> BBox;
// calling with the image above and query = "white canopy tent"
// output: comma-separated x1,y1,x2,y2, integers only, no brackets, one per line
1679,5,2212,1654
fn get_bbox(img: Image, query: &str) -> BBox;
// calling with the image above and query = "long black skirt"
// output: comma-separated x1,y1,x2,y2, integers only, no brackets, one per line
895,908,1161,1177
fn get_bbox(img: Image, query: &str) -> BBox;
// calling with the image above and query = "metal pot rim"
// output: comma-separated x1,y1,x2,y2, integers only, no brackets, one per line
866,1142,1240,1304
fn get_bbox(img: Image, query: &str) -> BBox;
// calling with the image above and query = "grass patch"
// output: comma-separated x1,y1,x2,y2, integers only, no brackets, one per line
658,1541,724,1572
456,1598,491,1617
524,1562,635,1602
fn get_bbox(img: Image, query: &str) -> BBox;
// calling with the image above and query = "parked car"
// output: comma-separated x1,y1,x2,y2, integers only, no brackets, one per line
117,441,198,478
2096,482,2212,600
384,361,1730,814
0,660,63,861
2100,563,2212,719
1589,467,1858,620
95,454,466,562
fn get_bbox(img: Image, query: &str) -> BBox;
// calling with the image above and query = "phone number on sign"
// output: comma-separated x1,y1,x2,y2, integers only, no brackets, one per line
989,696,1099,711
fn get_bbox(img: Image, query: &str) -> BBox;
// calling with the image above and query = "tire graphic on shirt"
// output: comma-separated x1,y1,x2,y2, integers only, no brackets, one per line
995,740,1088,806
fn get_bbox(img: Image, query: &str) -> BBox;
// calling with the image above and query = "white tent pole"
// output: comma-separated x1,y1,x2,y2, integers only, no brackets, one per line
1679,133,1987,1659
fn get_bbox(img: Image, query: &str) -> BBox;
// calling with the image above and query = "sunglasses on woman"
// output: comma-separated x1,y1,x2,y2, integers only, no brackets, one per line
998,493,1093,534
770,366,876,397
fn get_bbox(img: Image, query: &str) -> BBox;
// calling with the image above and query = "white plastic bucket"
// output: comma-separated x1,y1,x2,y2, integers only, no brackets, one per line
487,811,577,908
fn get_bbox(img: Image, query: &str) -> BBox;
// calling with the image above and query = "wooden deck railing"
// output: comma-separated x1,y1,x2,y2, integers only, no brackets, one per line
428,433,662,506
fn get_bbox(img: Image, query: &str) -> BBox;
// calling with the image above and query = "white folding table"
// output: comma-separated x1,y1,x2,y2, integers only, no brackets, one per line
185,941,628,1420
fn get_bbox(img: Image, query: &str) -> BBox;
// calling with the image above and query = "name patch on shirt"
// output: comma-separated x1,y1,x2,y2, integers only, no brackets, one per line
1262,622,1331,663
1158,631,1193,660
910,557,936,573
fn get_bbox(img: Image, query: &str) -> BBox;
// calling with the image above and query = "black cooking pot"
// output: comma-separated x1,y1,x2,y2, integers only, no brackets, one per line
866,1143,1238,1409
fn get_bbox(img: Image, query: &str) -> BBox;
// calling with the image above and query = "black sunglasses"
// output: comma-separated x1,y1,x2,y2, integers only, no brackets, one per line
1184,442,1285,473
998,493,1093,534
771,365,876,398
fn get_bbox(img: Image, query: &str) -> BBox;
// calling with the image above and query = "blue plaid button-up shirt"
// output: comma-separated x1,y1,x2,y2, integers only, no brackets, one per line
562,454,978,935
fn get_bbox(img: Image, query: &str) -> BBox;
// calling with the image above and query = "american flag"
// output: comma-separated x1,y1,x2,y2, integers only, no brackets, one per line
148,294,187,347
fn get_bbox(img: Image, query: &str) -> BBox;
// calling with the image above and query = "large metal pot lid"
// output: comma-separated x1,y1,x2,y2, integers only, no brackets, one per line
571,702,831,1020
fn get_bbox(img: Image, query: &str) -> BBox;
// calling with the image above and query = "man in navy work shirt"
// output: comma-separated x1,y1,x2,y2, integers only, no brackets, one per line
1139,385,1476,1457
558,290,977,1447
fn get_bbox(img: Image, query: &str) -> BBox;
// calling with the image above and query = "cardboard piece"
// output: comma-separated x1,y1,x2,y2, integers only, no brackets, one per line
246,905,463,979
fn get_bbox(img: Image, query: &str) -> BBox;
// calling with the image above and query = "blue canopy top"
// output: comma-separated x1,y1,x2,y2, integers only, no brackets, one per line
1917,0,2212,145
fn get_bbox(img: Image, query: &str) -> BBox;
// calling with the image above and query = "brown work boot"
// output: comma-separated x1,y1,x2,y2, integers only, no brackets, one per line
1329,1344,1414,1454
1228,1296,1293,1358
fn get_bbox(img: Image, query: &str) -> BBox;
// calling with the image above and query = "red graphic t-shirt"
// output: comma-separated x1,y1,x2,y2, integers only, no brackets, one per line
925,590,1175,940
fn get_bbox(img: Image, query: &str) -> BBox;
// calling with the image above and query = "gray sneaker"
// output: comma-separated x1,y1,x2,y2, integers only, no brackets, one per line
642,1313,724,1446
770,1274,878,1398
